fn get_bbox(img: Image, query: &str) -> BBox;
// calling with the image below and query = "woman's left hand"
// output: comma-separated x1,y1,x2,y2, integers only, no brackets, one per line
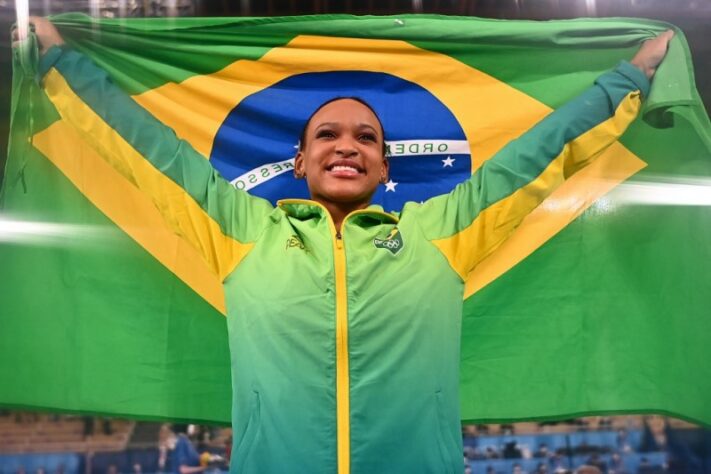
630,29,675,79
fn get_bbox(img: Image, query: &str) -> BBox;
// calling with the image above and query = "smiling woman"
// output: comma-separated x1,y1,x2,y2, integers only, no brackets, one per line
21,15,675,474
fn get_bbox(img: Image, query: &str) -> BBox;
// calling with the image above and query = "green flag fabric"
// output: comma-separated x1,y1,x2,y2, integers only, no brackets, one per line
1,14,710,429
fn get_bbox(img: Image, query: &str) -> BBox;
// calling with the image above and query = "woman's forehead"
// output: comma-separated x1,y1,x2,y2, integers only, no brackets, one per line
309,99,382,131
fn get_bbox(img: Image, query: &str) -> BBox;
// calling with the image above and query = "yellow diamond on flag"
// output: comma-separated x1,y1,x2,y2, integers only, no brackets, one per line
35,35,647,308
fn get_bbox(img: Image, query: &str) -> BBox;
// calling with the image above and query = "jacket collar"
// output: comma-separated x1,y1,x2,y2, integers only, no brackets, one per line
277,199,399,225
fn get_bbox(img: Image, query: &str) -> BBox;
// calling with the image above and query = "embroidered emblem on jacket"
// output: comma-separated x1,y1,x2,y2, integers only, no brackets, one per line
373,228,404,255
286,235,306,251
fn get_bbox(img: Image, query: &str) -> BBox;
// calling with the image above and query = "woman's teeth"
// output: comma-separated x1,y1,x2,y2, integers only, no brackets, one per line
332,165,359,173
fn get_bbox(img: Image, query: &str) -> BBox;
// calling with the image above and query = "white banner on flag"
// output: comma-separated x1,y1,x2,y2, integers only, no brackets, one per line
229,139,470,191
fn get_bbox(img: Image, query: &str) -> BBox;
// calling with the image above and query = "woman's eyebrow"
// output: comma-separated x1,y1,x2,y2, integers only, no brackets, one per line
314,122,338,130
358,124,377,131
314,122,379,135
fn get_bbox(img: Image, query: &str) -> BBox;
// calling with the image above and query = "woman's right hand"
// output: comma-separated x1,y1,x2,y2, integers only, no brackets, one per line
12,16,64,55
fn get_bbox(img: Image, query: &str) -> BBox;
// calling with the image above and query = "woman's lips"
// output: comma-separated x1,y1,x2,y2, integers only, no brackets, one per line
327,164,364,178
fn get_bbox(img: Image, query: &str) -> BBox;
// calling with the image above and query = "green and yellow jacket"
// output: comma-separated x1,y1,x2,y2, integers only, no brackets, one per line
39,45,648,473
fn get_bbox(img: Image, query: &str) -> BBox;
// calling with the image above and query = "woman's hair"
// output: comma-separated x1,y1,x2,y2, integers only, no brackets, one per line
298,96,388,157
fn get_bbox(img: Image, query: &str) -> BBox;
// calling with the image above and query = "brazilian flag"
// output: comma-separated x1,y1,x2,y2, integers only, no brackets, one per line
1,14,710,426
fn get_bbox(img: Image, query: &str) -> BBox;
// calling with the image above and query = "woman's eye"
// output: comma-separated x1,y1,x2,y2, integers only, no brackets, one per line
359,134,376,142
316,130,335,139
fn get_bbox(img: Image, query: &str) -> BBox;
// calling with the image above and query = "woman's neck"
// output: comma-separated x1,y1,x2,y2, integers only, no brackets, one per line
316,198,371,233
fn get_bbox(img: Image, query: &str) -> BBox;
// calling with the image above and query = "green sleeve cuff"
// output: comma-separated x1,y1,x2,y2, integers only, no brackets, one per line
38,44,65,79
616,60,651,98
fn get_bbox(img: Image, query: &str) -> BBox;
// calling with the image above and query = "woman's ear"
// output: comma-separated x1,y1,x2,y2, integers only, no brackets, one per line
294,151,306,179
380,158,389,184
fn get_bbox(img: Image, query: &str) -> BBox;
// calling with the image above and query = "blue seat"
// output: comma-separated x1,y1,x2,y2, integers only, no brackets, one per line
90,451,130,474
0,453,81,474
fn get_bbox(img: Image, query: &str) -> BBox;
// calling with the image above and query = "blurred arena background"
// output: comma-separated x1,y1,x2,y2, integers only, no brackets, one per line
0,1,710,473
1,412,710,473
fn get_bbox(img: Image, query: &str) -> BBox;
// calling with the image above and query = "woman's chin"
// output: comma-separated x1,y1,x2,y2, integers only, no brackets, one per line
317,186,373,206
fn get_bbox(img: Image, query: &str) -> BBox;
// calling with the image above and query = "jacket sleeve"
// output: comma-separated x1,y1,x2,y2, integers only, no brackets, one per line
38,45,273,280
415,61,650,281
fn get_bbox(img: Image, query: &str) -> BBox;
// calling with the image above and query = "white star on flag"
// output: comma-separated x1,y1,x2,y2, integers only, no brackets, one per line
385,180,398,192
442,156,455,167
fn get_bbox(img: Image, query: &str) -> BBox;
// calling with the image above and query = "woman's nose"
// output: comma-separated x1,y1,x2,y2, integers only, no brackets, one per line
335,139,358,157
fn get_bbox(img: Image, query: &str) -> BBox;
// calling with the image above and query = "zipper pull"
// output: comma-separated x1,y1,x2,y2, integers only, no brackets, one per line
335,231,343,249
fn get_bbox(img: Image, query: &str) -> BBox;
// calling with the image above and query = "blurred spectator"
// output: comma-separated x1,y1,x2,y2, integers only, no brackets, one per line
533,462,549,474
485,446,500,459
466,447,485,460
616,429,632,453
503,441,522,459
585,453,606,473
464,446,476,460
640,420,661,453
535,443,550,458
196,426,209,451
502,424,515,435
486,466,496,474
607,453,629,474
158,445,168,472
551,454,567,473
520,445,532,459
171,424,206,474
464,465,473,474
132,464,142,474
106,465,118,474
225,433,232,465
512,462,527,474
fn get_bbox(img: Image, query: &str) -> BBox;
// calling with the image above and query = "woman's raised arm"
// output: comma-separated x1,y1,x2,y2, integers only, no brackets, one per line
415,31,673,281
26,17,274,281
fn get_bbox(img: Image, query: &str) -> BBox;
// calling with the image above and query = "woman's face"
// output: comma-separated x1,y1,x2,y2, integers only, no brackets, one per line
295,99,388,207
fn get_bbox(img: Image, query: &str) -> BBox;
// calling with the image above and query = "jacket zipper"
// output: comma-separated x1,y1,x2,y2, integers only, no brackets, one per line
332,227,349,474
276,199,351,473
